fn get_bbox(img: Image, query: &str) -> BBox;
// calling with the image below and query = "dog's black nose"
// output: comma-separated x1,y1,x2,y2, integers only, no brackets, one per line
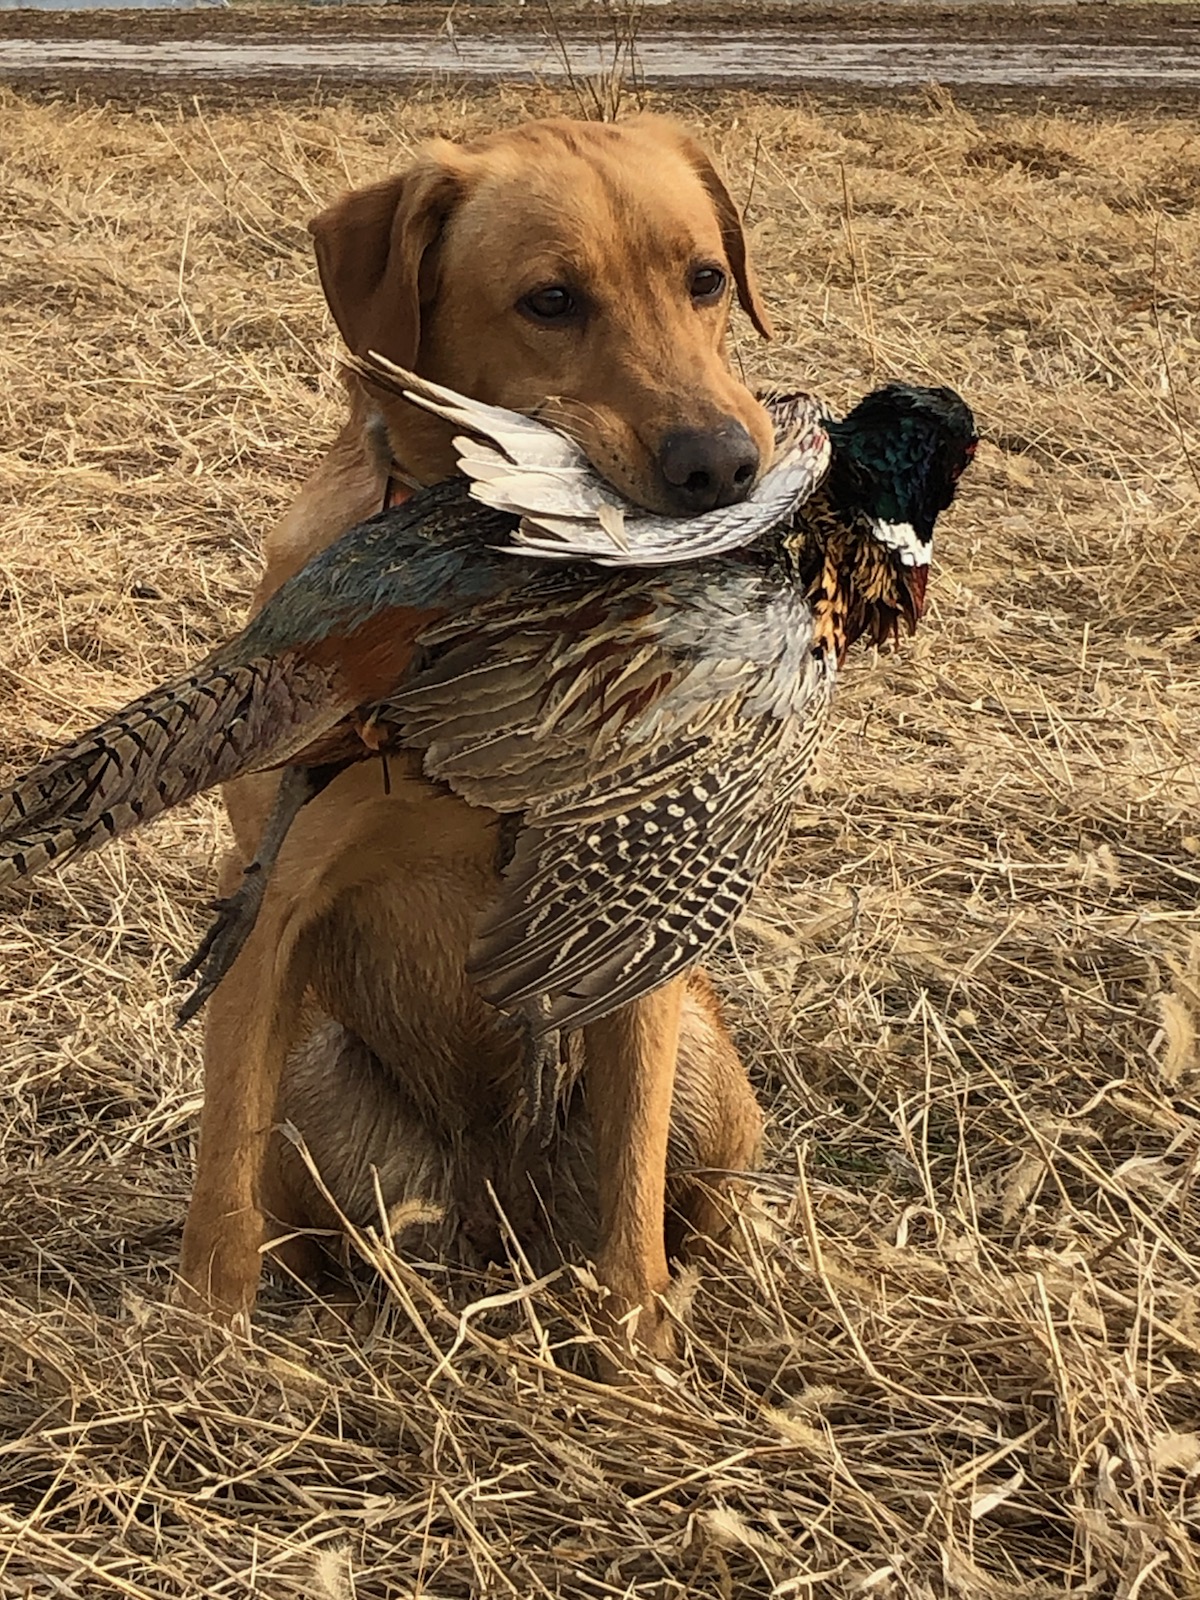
657,422,760,514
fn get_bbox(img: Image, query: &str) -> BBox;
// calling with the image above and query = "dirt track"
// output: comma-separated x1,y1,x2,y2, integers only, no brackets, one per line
2,1,1198,106
2,1,1197,41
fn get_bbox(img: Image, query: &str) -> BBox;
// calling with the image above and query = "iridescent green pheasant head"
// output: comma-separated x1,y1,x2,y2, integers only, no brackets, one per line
773,381,977,661
826,381,977,572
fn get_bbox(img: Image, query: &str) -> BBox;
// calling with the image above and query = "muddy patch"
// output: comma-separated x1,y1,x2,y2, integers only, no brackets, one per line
2,31,1199,86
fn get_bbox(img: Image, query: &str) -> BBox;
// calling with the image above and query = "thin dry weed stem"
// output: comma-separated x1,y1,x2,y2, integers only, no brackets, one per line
838,162,879,386
1150,211,1200,502
540,0,645,123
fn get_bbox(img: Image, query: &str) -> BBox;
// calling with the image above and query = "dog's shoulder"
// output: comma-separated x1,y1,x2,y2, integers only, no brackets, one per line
256,410,386,612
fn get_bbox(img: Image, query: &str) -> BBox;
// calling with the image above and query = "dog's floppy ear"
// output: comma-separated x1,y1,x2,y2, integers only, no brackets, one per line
308,144,465,364
677,135,774,342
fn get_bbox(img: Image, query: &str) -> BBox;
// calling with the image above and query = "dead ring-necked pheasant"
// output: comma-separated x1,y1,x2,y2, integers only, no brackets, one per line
0,361,976,1126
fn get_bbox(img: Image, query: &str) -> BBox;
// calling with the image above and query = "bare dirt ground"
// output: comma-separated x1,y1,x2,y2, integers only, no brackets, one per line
1,1,1196,43
1,71,1199,1599
1,1,1199,107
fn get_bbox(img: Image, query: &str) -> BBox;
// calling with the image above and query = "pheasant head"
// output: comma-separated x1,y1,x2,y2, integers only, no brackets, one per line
784,382,978,662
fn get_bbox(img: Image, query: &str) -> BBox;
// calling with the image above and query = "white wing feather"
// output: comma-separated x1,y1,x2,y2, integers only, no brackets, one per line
354,350,831,567
504,421,830,567
360,352,583,471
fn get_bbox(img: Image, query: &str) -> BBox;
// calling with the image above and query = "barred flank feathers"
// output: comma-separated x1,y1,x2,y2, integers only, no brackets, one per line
0,654,341,890
465,706,831,1032
469,797,796,1032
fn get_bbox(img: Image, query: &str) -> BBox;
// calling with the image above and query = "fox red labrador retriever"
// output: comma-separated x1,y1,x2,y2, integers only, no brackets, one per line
181,114,772,1358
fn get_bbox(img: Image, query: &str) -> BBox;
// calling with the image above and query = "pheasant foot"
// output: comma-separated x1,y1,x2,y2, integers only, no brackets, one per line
509,998,566,1150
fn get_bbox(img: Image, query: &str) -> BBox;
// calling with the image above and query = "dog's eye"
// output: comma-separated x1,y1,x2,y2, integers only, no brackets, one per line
690,266,727,303
519,286,577,323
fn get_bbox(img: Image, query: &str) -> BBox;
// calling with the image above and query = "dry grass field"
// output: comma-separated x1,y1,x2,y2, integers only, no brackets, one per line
1,76,1199,1598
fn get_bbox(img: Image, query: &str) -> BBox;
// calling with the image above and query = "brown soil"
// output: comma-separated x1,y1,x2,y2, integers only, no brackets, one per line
3,3,1198,109
1,1,1197,42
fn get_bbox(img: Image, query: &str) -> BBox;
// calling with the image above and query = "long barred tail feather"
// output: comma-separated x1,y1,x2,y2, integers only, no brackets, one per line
0,654,342,891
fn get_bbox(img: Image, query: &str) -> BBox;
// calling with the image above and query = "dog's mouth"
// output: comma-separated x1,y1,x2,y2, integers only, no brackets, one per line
533,397,768,520
359,358,773,523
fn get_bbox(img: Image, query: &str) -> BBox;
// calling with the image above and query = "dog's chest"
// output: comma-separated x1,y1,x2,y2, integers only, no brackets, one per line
301,766,523,1127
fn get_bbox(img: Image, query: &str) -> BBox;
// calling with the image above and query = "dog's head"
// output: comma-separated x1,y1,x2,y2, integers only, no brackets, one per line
309,116,775,517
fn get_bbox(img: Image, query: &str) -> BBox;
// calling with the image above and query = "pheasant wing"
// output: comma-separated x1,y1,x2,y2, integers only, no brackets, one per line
502,405,832,568
355,352,833,568
376,560,833,1031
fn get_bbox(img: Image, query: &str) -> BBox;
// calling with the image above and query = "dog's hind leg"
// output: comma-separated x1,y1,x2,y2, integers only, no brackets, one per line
665,972,763,1261
178,882,318,1320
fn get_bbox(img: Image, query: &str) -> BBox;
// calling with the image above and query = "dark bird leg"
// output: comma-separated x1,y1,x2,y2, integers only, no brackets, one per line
176,764,339,1026
490,816,568,1147
508,995,565,1150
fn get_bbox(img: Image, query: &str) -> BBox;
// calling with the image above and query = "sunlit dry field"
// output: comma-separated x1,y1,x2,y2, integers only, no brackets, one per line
1,74,1198,1597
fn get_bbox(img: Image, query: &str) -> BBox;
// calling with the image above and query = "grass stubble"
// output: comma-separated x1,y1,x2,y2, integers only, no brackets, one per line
0,71,1198,1599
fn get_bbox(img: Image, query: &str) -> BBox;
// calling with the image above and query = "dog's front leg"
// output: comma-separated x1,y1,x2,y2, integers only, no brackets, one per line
583,978,684,1361
178,888,314,1321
